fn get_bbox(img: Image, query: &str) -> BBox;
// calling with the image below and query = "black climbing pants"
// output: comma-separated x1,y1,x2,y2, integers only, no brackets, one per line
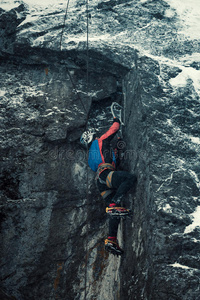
107,171,137,237
108,171,137,205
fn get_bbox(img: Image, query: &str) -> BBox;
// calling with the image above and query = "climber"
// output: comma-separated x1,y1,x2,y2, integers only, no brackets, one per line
80,118,137,255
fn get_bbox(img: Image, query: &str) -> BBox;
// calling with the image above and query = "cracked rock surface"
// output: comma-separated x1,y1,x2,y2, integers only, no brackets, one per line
0,1,200,299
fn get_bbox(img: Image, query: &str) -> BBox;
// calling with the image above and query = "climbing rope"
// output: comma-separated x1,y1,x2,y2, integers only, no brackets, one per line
59,0,88,118
59,0,90,299
59,0,70,51
84,2,90,299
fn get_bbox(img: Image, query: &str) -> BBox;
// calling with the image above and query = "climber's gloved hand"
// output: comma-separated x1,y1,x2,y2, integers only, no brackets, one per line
113,117,121,124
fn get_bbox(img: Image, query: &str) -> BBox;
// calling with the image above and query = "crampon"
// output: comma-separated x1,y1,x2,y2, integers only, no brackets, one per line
106,206,132,217
105,239,124,256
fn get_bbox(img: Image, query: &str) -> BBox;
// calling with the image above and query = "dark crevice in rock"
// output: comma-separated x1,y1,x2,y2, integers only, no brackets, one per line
0,288,17,300
0,168,21,200
2,46,130,78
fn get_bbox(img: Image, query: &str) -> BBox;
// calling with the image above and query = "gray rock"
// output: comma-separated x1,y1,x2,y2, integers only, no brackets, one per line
0,1,200,300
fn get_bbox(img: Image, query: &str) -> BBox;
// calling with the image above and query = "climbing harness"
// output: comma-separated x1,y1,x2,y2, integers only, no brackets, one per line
96,163,115,178
100,189,114,199
96,163,115,199
95,163,115,186
106,171,114,188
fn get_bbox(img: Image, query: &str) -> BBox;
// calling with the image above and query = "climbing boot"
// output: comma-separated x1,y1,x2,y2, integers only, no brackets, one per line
106,206,131,217
105,239,124,256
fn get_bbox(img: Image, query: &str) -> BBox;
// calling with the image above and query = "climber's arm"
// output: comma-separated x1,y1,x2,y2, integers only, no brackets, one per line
99,118,120,144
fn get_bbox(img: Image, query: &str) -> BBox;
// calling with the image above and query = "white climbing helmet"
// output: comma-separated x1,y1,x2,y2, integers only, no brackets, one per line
80,129,94,147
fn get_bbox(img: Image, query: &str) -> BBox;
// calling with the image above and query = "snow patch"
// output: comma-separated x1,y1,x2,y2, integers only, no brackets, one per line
188,170,200,190
170,262,190,269
73,163,86,181
169,66,200,95
138,51,200,96
184,206,200,234
0,0,20,10
166,119,173,126
164,8,176,18
163,203,172,212
24,0,64,5
156,170,181,193
179,53,200,66
26,111,40,121
187,109,199,118
16,0,67,8
189,136,200,145
166,0,200,39
169,71,187,87
0,90,6,97
170,262,199,272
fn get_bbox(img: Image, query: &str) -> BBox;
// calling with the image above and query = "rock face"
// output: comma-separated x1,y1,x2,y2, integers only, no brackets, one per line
0,1,200,299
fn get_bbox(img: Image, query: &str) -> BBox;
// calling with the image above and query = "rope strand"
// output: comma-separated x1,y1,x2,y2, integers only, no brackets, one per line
59,0,70,51
60,1,90,298
59,0,88,119
84,2,90,299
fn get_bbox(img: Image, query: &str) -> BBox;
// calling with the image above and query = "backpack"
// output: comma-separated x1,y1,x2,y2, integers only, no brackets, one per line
88,139,116,172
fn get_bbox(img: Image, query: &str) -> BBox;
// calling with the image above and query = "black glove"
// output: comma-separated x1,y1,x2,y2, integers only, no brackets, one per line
113,117,121,124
